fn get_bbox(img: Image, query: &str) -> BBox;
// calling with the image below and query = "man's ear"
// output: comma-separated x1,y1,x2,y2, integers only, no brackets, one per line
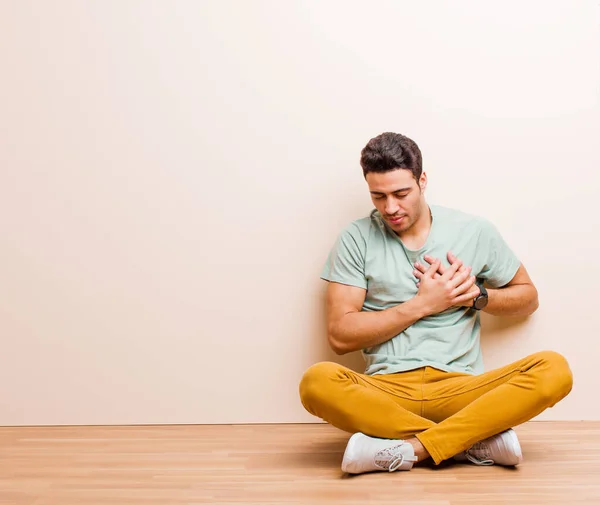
419,171,428,192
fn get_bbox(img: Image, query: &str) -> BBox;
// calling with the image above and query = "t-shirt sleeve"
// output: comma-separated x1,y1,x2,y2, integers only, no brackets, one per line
476,218,522,288
320,223,368,289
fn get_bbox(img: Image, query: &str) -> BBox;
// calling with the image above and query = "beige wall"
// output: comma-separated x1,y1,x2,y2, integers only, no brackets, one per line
1,1,599,425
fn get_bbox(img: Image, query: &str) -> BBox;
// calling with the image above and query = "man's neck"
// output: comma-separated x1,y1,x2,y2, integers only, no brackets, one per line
398,203,432,249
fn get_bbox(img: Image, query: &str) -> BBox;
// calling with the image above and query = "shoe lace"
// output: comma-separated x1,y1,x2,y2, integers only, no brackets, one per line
464,441,494,466
375,443,418,472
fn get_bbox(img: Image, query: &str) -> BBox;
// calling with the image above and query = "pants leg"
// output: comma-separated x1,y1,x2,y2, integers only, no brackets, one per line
299,362,436,438
416,351,573,464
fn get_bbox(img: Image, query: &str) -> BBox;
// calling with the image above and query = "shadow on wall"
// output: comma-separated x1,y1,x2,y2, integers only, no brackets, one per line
480,311,532,360
480,312,530,339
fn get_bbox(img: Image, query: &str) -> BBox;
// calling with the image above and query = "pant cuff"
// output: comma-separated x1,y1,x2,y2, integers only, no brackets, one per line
415,431,445,465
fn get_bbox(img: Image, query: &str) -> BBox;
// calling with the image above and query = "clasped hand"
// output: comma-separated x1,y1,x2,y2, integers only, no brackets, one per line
412,252,481,314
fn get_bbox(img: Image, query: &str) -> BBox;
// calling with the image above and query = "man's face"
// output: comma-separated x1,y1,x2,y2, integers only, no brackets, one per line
365,168,427,234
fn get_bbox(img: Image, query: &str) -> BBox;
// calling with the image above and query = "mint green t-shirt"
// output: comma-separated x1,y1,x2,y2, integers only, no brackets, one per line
320,204,521,376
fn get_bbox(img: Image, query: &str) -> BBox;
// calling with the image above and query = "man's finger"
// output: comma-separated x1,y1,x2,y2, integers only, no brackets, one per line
423,255,446,275
414,262,427,274
415,261,442,279
450,273,476,297
449,265,472,290
452,286,481,306
441,257,462,280
421,257,444,279
424,259,441,278
424,254,468,280
447,251,469,275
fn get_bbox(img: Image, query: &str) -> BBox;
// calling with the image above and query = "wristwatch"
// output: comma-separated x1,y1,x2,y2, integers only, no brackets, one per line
473,281,488,311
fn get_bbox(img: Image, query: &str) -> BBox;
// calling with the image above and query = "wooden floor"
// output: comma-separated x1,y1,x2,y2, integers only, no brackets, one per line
1,422,599,505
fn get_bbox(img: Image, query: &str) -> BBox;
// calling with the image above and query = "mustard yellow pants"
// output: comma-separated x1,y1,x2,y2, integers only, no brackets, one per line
299,351,573,465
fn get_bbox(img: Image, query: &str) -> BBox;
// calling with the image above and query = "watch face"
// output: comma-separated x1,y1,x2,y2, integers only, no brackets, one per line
474,295,488,310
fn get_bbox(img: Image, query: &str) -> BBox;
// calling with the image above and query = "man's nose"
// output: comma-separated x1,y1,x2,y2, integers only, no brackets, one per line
385,199,399,215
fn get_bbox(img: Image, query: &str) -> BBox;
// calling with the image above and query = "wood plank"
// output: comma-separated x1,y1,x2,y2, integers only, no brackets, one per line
0,422,598,505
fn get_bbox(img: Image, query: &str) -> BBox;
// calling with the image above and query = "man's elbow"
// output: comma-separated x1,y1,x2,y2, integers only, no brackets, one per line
529,296,539,315
328,332,351,355
526,286,539,315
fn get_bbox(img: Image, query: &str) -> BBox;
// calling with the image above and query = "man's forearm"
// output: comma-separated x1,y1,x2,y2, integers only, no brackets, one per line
484,284,539,317
329,297,429,355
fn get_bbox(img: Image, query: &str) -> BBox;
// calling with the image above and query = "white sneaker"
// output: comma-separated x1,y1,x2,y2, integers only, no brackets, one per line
341,432,418,474
454,429,523,466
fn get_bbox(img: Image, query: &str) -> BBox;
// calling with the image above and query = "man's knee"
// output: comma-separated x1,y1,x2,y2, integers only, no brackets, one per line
299,361,342,411
534,351,573,404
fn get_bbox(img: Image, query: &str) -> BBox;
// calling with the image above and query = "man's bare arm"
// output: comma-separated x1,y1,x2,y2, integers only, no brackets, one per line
414,254,539,317
483,264,539,316
325,281,428,355
325,258,477,355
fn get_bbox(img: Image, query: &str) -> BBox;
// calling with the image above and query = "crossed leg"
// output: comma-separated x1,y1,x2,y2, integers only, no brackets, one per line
299,351,573,464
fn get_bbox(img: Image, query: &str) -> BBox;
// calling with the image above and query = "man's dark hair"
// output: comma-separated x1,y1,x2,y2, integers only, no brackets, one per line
360,132,423,181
